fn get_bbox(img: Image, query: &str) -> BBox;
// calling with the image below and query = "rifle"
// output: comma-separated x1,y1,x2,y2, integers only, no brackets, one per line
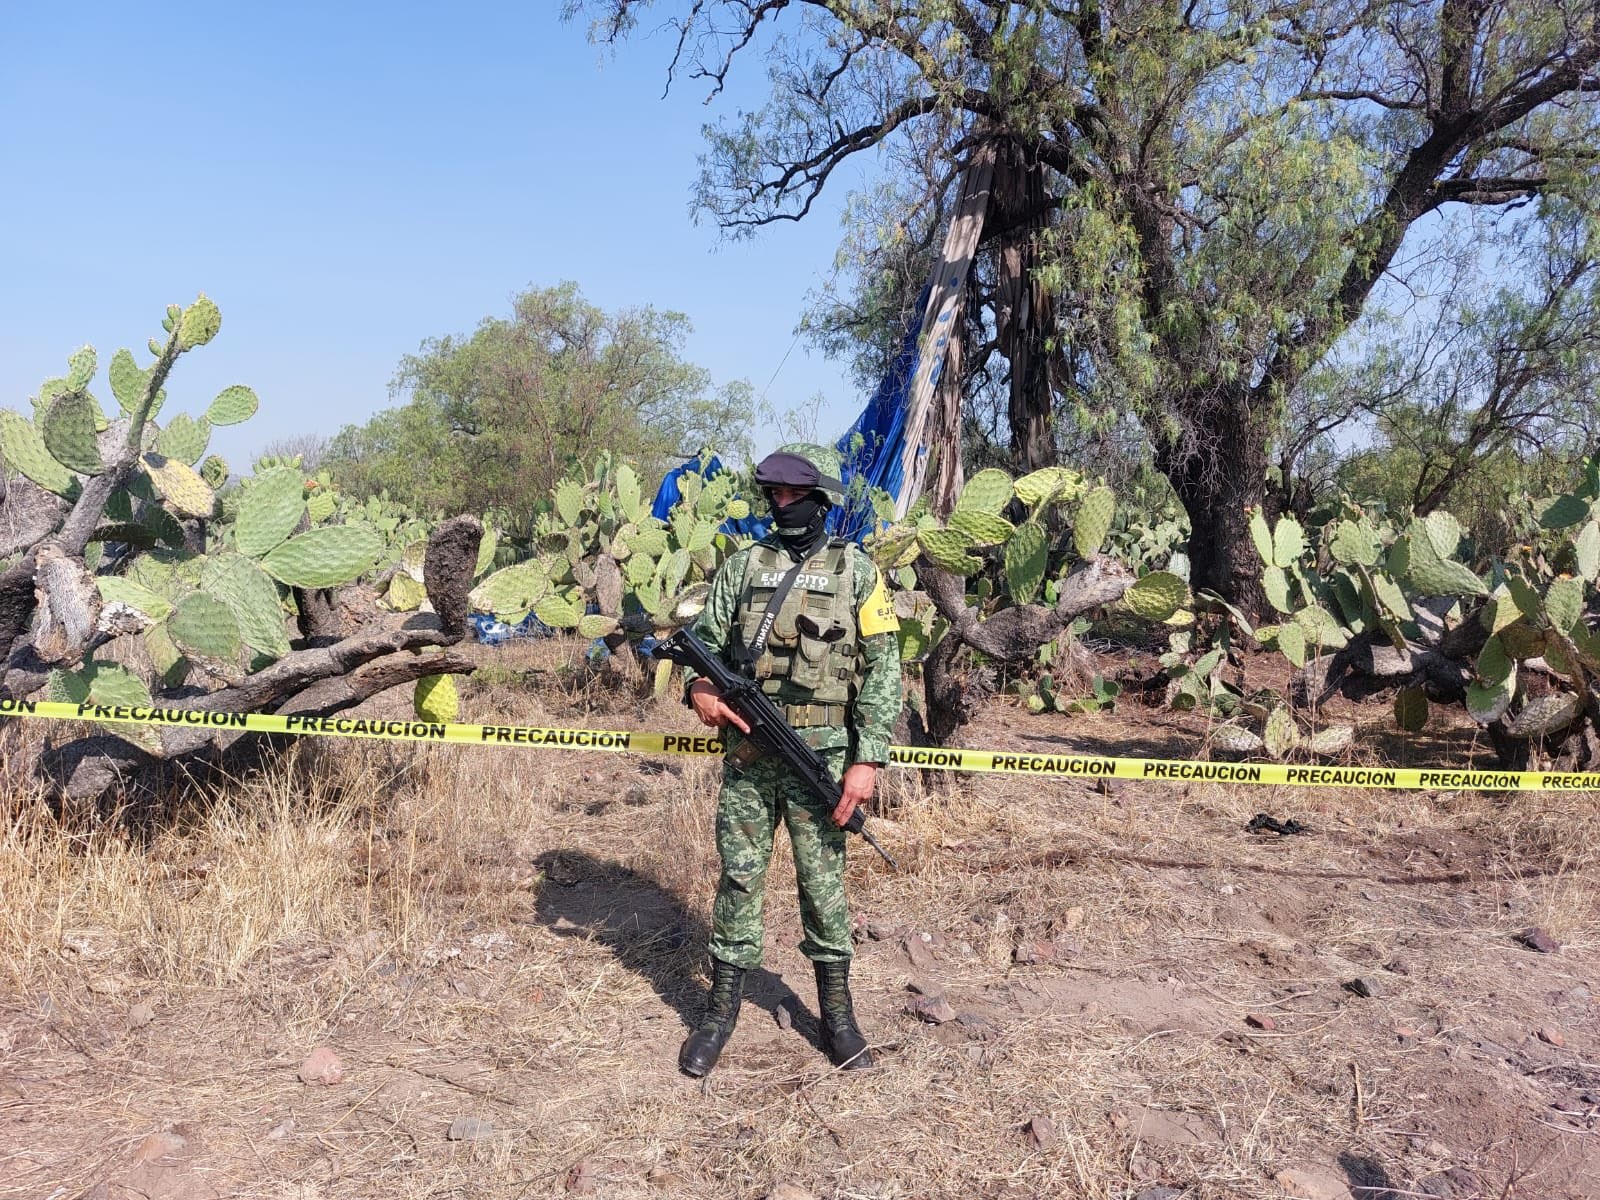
651,628,899,870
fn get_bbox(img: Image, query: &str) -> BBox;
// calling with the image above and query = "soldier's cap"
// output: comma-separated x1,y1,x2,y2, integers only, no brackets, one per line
753,450,844,501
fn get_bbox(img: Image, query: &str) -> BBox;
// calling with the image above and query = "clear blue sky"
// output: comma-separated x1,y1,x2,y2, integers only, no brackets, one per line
0,3,868,474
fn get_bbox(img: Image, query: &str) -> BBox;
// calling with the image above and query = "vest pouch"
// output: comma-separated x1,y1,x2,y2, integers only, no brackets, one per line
790,613,843,690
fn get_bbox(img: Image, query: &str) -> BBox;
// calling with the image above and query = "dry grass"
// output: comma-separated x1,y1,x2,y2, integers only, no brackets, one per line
1,640,1597,1200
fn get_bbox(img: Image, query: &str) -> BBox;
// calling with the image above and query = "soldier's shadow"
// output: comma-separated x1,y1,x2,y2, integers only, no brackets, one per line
529,850,827,1053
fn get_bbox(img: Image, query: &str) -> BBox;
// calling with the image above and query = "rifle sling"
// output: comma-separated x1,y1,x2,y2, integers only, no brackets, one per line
738,556,808,666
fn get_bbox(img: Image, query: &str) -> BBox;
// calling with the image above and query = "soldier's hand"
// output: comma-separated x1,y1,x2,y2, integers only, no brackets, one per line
834,763,878,828
688,679,751,733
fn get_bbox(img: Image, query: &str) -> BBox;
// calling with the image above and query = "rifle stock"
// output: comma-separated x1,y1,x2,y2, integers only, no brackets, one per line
651,628,898,870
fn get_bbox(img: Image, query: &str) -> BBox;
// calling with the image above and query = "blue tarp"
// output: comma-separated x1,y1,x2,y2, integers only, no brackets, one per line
829,287,928,542
651,453,771,540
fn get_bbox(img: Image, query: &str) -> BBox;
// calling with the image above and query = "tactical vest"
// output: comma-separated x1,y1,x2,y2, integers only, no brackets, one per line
736,539,860,707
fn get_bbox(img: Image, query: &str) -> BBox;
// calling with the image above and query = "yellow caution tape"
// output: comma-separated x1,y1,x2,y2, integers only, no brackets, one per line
3,697,1596,792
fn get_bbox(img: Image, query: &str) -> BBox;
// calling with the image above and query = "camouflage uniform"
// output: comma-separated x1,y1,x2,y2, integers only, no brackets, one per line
686,535,902,969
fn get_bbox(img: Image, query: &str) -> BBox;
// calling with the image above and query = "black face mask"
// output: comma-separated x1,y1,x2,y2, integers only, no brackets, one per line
770,493,828,558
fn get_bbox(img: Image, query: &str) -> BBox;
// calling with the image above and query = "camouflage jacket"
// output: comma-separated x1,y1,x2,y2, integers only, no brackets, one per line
685,535,903,764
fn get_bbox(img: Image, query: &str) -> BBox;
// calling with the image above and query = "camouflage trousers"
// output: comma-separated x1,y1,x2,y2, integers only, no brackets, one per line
708,748,852,969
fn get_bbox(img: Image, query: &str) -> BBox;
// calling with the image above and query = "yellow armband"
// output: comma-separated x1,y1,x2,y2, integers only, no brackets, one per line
858,573,899,637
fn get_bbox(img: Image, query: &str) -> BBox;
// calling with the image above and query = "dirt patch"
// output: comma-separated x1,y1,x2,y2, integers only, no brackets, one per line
1,643,1597,1199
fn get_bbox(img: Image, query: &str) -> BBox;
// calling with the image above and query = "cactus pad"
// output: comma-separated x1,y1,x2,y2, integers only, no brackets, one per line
1476,634,1514,686
555,480,583,526
108,348,145,415
155,413,211,465
386,572,425,611
534,594,580,629
1262,565,1293,614
1211,724,1264,754
1329,520,1378,566
206,384,258,426
95,576,173,621
199,455,229,489
141,452,217,518
1122,571,1188,622
1276,621,1307,667
177,294,221,349
167,592,242,660
471,561,550,618
1263,706,1298,757
1013,466,1084,508
917,528,983,576
1248,509,1273,566
236,466,307,557
414,674,460,723
1466,670,1516,723
577,614,619,639
1270,515,1306,568
1394,686,1429,732
1544,576,1584,635
1004,523,1048,605
260,525,382,588
1403,518,1486,597
1073,487,1116,558
204,554,290,659
41,393,105,475
1503,692,1582,737
628,525,670,557
1304,725,1353,756
66,345,98,391
1,410,78,496
953,469,1014,515
949,510,1016,546
1574,521,1600,583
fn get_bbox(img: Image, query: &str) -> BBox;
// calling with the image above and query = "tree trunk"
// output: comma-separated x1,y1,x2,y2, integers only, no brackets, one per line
928,314,966,518
991,139,1057,472
1161,391,1270,615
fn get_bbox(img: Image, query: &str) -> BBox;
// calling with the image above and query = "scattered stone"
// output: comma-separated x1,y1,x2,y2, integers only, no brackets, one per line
1245,1013,1277,1031
1275,1164,1354,1199
1023,1114,1057,1151
766,1184,817,1200
903,933,938,970
1516,927,1561,954
775,999,794,1031
1013,939,1057,965
127,1002,155,1029
1394,1027,1416,1045
904,993,957,1024
1342,977,1378,999
1383,959,1410,976
564,1159,597,1194
1569,985,1592,1005
133,1131,186,1162
1063,905,1085,930
1538,1026,1567,1048
264,1118,295,1141
1218,884,1238,896
646,1165,686,1189
1136,1189,1185,1200
297,1046,345,1086
447,1116,493,1142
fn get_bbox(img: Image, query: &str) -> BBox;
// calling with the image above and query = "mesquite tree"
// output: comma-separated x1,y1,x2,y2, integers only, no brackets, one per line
575,0,1600,615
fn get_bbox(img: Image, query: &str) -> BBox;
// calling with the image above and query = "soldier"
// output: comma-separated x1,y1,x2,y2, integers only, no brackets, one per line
678,444,902,1076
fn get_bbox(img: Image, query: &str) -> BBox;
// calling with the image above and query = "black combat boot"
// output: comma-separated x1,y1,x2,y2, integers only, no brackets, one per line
678,957,745,1077
814,959,874,1069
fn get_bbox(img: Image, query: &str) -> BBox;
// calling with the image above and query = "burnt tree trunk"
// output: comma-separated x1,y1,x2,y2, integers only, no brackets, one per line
991,138,1058,472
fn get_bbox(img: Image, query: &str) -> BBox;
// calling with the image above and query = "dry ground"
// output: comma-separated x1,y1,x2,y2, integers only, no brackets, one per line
1,639,1597,1200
